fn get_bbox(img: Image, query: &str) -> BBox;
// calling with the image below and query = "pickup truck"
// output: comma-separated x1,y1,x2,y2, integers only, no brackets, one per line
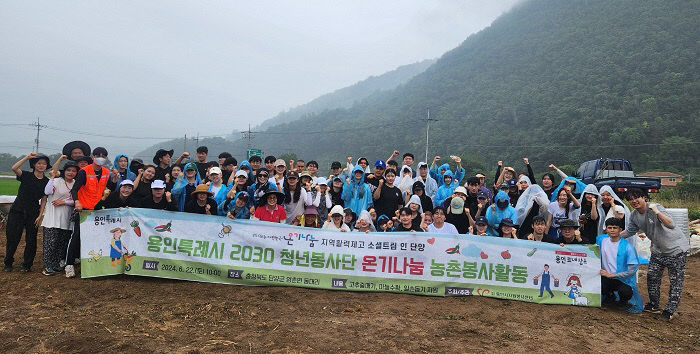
573,158,661,195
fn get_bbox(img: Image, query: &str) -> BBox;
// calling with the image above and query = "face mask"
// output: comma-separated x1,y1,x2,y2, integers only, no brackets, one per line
94,157,107,166
496,200,509,209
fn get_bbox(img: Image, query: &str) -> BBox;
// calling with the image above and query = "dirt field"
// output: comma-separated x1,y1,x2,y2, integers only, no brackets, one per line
0,230,698,353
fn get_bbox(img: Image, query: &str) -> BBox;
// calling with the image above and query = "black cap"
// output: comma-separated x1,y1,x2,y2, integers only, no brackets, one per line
152,149,174,164
559,219,579,229
331,161,342,169
92,147,108,157
475,216,488,226
477,191,489,199
507,179,517,188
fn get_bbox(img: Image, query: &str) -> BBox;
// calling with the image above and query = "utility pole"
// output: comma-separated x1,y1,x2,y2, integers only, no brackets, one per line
183,134,187,154
194,133,199,148
424,109,437,163
241,123,255,149
33,117,43,153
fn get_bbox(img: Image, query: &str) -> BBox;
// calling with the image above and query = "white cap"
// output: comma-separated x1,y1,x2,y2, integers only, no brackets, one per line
151,180,166,189
235,170,248,178
316,177,328,186
119,179,134,187
209,166,222,175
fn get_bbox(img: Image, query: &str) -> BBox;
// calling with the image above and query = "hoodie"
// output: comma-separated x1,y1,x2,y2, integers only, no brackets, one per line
514,185,550,238
485,191,518,236
550,176,587,202
430,163,465,187
112,154,137,188
434,170,458,208
577,184,606,243
171,162,202,211
342,165,373,215
218,191,252,219
239,160,254,187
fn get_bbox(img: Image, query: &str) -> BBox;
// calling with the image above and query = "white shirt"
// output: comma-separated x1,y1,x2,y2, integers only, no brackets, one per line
428,222,459,234
601,238,619,274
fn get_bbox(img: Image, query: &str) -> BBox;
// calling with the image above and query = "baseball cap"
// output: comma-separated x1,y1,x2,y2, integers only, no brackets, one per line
475,216,488,226
450,197,464,214
500,218,516,228
331,161,342,169
507,179,518,188
235,170,248,178
316,177,328,186
477,191,489,199
559,219,579,229
274,159,286,167
499,182,509,190
209,167,222,175
475,173,486,178
119,179,134,187
374,160,386,169
151,180,166,189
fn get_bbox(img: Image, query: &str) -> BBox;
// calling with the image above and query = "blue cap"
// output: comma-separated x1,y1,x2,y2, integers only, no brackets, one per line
507,179,518,188
374,160,386,169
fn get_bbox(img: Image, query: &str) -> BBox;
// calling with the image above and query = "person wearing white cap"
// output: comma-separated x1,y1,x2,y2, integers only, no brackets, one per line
322,205,350,232
311,177,333,223
270,159,287,191
139,180,176,211
207,167,229,210
95,179,138,210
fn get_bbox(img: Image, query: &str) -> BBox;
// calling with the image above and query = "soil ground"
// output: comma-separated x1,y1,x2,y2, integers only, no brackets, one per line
0,229,698,353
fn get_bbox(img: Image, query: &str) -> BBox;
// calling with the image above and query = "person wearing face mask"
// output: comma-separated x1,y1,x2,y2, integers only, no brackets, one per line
485,191,518,236
65,147,112,278
133,165,157,201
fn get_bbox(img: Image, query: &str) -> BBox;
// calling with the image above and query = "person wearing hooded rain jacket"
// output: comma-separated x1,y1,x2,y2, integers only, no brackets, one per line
110,154,136,190
342,165,373,216
430,160,465,188
171,162,202,212
413,162,438,201
434,170,459,209
577,184,606,244
222,191,252,219
597,218,644,313
550,176,586,202
485,191,518,236
207,167,230,213
514,185,551,239
238,160,254,187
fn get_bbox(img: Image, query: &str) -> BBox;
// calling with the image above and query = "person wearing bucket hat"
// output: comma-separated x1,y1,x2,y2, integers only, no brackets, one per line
129,158,145,176
40,157,79,275
549,218,583,245
498,218,518,239
295,206,321,228
3,152,51,272
64,147,112,277
184,184,217,215
253,189,287,223
322,205,350,232
171,162,202,212
139,180,176,211
62,141,91,161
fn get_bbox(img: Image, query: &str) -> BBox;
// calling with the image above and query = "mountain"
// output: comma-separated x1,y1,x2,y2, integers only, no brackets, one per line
254,59,436,131
240,0,699,173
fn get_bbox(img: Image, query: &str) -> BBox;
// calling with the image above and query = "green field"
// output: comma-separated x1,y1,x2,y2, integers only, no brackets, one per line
0,178,19,196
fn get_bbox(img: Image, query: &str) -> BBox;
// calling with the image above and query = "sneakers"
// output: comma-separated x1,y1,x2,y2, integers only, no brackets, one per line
42,268,57,276
659,310,675,321
3,266,12,272
65,265,76,278
644,303,661,314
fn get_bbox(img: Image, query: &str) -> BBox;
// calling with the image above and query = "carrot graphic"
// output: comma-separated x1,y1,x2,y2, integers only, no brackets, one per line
130,220,141,237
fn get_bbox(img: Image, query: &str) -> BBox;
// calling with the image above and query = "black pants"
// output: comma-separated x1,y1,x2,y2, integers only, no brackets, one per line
601,277,633,303
65,214,81,266
4,211,39,268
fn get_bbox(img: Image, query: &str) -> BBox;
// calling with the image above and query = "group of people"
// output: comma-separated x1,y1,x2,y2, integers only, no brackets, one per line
3,141,690,320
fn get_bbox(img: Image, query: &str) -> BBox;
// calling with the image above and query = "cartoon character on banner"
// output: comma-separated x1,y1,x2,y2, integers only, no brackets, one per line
533,264,559,298
566,274,588,306
109,227,128,267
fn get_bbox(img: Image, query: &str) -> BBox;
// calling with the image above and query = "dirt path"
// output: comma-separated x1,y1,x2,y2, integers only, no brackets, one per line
0,230,698,353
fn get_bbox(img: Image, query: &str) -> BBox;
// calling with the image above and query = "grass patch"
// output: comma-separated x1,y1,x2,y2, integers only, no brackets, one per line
0,178,19,195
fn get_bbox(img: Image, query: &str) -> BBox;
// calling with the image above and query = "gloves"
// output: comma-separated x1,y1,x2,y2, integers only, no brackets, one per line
648,203,660,214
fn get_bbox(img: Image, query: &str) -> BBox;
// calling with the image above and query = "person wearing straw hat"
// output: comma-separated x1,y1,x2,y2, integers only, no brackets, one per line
252,189,287,223
108,227,127,266
184,184,217,215
3,152,50,273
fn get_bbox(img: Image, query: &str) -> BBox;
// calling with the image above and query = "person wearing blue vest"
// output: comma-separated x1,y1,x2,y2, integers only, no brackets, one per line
597,217,644,313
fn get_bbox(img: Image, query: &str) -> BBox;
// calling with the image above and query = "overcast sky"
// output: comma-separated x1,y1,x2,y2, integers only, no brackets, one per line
0,0,519,155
